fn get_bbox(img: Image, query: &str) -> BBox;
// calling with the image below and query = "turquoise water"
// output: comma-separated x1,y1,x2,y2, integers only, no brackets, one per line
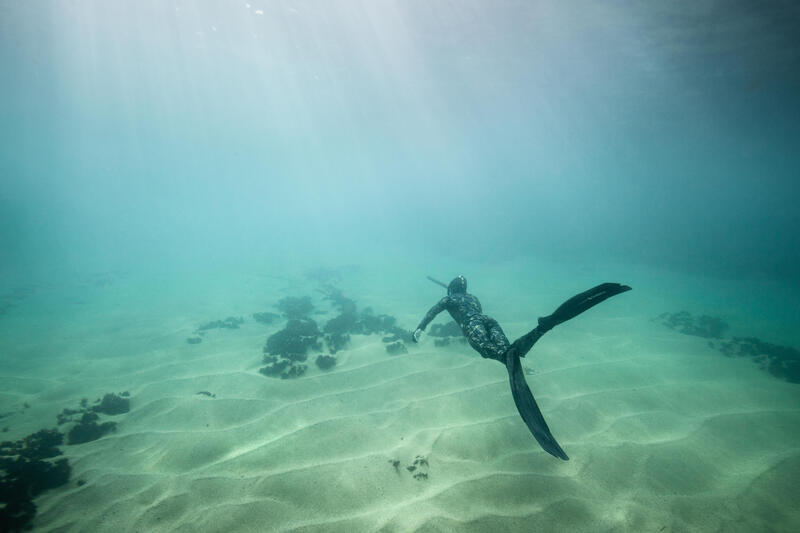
1,2,799,532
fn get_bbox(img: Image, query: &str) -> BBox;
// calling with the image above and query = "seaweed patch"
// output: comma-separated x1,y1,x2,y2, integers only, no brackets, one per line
277,296,314,320
252,312,279,325
385,341,408,355
429,321,463,338
94,393,130,415
0,429,71,531
319,286,413,353
56,393,131,445
259,287,414,378
259,318,321,379
654,311,728,339
66,413,117,445
189,316,245,345
388,455,430,481
428,321,466,347
315,354,337,370
656,311,799,384
265,319,321,362
716,337,800,384
197,316,244,331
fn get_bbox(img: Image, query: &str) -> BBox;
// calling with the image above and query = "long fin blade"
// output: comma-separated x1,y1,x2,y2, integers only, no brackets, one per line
506,354,569,461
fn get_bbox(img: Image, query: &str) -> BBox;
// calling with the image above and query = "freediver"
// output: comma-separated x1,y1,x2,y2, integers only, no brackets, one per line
412,276,631,460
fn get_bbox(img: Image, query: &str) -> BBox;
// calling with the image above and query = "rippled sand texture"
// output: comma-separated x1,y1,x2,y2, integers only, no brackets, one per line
2,269,799,532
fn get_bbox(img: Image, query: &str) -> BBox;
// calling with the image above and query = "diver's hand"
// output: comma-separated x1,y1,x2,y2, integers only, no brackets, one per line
413,329,423,343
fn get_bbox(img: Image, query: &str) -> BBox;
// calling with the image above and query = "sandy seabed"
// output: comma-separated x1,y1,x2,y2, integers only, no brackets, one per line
1,262,799,532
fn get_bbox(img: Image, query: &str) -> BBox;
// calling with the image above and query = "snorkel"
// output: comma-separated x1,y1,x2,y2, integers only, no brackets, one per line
427,275,467,295
426,276,448,289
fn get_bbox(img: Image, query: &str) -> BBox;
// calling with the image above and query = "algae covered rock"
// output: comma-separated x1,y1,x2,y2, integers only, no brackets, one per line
385,341,408,355
265,318,322,362
0,429,71,531
315,354,337,370
93,393,130,415
277,296,314,319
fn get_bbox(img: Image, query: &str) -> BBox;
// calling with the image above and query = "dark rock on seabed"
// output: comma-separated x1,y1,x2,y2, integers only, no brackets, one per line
253,311,279,325
276,296,314,320
265,319,322,361
67,413,117,445
315,354,337,370
260,318,320,379
716,336,800,384
385,341,408,355
320,286,414,353
56,393,130,445
655,311,728,339
657,310,800,384
197,316,244,331
93,393,130,415
260,289,415,378
0,429,71,532
429,321,462,338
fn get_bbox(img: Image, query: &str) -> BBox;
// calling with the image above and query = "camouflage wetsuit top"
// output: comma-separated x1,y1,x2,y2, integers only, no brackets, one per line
416,276,510,363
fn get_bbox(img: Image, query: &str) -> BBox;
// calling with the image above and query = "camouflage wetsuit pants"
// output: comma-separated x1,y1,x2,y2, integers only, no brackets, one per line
464,315,511,363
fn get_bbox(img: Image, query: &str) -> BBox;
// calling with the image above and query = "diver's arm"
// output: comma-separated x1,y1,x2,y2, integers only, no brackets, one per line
413,297,448,342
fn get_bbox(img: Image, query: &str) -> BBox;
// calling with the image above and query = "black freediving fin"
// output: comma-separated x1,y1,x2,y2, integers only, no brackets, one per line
503,282,631,459
537,282,631,332
506,351,569,460
509,282,632,359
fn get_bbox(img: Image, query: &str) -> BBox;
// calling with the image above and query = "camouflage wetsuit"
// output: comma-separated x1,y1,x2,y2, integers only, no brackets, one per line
414,276,632,461
415,276,510,363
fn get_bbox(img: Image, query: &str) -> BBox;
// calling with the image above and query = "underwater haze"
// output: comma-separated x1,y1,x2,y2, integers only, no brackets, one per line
2,0,798,278
1,1,800,532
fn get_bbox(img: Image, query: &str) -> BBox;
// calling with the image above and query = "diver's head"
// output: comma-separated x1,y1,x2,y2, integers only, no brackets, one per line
447,275,467,295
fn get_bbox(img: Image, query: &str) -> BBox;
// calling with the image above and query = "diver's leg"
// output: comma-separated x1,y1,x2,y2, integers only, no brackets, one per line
508,282,631,359
466,319,507,363
465,321,493,359
487,318,511,358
